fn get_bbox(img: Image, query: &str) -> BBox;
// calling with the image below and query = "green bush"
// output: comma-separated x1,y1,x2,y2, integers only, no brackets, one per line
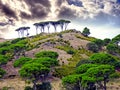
35,51,58,59
54,66,75,78
0,47,11,55
13,57,32,67
110,72,120,79
106,44,119,55
24,86,33,90
92,39,104,49
76,64,98,74
67,49,75,54
90,53,117,66
86,42,99,52
0,41,11,48
76,59,93,67
0,55,9,65
11,38,25,44
28,57,59,68
103,38,111,46
36,82,52,90
0,68,6,78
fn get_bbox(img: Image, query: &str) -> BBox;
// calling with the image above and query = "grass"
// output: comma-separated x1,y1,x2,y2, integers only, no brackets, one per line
75,34,96,41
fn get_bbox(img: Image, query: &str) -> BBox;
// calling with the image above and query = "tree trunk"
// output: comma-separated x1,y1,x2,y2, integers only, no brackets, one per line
17,31,20,38
33,80,37,90
104,80,107,90
36,27,38,35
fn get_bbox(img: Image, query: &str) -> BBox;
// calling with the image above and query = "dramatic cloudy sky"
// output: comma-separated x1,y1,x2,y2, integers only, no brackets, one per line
0,0,120,39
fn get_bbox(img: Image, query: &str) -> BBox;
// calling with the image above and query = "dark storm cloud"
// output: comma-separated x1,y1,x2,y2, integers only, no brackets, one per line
24,0,51,7
24,0,51,19
58,7,77,19
0,1,17,19
20,12,32,19
56,0,65,6
67,0,83,7
30,6,49,19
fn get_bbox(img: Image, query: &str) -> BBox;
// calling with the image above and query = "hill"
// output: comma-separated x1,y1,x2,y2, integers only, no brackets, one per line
0,29,120,90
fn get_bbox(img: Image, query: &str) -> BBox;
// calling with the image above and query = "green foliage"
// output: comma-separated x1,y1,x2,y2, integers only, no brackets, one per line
35,51,58,59
10,44,25,51
11,38,25,44
0,55,9,65
36,82,52,90
56,45,75,54
62,74,81,84
0,47,11,55
81,76,96,87
13,57,32,67
86,42,99,52
0,68,6,78
92,39,104,49
110,72,120,79
0,41,11,48
76,59,93,67
28,57,59,68
90,53,117,66
106,43,119,54
62,64,115,89
54,66,75,78
85,65,115,77
103,38,111,46
19,63,50,78
24,86,33,90
111,34,120,43
75,34,96,41
67,49,75,54
76,64,98,74
82,27,90,37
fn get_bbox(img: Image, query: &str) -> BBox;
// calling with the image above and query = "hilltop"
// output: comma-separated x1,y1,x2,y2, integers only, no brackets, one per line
0,29,120,90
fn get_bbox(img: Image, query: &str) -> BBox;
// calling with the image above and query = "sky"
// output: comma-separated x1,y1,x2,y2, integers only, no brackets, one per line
0,0,120,39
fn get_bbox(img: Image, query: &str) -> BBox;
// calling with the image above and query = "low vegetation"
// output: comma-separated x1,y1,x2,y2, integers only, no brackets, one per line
0,27,120,90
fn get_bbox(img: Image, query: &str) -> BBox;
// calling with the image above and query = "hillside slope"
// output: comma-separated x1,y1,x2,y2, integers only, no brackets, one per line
0,30,120,90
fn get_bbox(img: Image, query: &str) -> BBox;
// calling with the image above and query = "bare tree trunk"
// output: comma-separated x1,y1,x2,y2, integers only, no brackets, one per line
33,80,37,90
36,27,38,35
65,23,68,30
104,80,107,90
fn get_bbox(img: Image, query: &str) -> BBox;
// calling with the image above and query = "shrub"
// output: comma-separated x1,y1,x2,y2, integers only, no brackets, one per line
13,57,32,67
0,55,9,65
0,47,11,55
106,44,119,55
82,27,90,37
54,66,75,78
35,51,58,59
76,59,93,67
0,68,6,78
86,42,99,52
28,57,59,68
103,38,111,46
90,53,118,67
76,64,98,74
67,49,75,54
110,72,120,79
92,39,104,49
24,86,33,90
36,82,52,90
11,38,25,44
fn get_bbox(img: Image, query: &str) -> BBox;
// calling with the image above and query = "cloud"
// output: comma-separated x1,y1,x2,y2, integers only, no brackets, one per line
56,0,120,27
24,0,51,19
67,0,83,7
0,1,17,19
0,0,120,38
55,0,65,6
58,6,77,19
